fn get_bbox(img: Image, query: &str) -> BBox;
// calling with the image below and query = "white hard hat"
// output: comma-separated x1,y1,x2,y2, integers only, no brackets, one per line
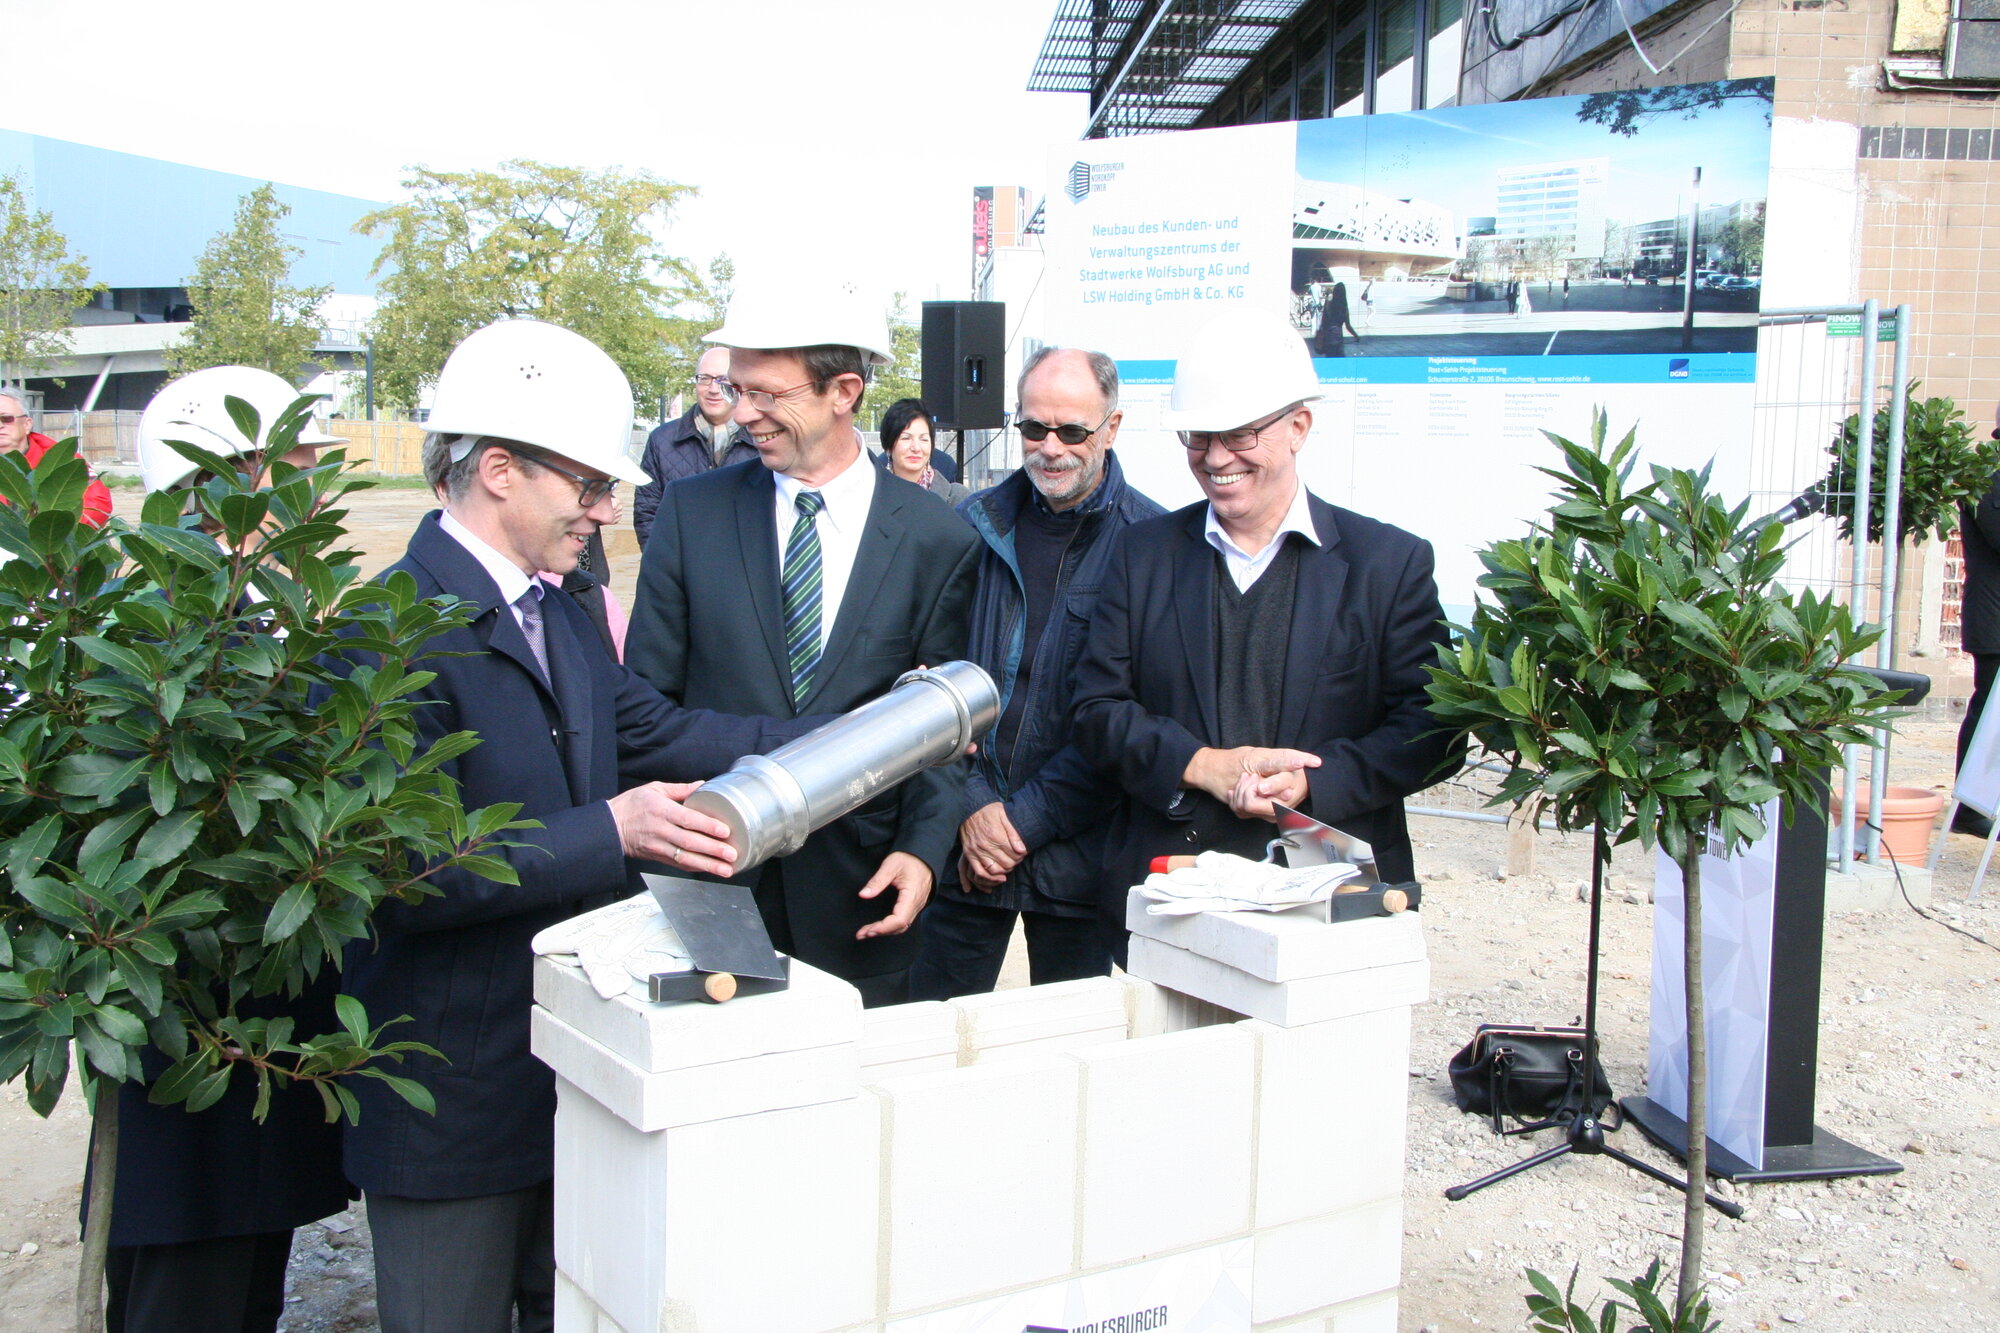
1162,307,1324,432
424,319,647,486
706,276,894,366
139,365,341,493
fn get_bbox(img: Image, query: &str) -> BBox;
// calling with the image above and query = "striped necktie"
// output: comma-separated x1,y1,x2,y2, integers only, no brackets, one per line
782,490,826,707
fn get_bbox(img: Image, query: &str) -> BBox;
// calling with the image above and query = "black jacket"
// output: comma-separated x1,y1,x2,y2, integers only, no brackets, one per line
1961,472,2000,654
1073,492,1465,931
625,459,980,983
341,513,806,1198
938,454,1162,915
633,406,757,545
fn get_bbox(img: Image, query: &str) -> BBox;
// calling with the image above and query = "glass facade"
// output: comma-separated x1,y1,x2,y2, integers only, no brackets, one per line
1196,0,1464,130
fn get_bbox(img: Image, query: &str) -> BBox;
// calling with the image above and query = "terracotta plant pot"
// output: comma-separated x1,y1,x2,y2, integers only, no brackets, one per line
1828,784,1947,864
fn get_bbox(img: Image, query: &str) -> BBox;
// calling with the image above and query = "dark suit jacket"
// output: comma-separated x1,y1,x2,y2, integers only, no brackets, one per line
342,512,807,1199
625,458,981,982
1073,492,1464,922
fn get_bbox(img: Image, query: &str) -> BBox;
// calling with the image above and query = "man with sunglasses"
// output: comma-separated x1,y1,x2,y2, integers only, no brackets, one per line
351,319,816,1333
1074,308,1463,961
632,344,756,545
0,388,113,527
910,347,1164,998
626,277,981,1007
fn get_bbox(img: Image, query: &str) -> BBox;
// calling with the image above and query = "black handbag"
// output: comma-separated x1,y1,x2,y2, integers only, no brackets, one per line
1448,1023,1615,1135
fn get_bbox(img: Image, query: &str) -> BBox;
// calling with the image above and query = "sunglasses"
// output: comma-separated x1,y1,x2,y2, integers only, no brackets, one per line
0,414,29,426
1016,408,1113,447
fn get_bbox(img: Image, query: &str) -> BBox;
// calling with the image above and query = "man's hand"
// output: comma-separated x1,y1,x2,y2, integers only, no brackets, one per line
1228,765,1313,822
607,781,738,877
856,851,934,939
1182,746,1321,807
958,802,1026,891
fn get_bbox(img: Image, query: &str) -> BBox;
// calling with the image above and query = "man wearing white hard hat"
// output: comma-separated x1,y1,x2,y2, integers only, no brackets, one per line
626,277,982,1007
100,367,348,1333
1073,307,1464,961
347,319,815,1333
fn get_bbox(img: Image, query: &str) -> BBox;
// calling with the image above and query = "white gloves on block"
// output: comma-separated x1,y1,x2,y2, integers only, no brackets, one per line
530,892,692,1000
1137,851,1364,916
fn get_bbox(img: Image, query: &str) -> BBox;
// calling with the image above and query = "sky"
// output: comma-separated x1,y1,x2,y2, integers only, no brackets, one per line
6,0,1088,308
1295,83,1773,227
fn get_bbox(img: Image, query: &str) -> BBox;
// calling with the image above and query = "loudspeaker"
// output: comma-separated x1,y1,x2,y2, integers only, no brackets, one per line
920,301,1006,431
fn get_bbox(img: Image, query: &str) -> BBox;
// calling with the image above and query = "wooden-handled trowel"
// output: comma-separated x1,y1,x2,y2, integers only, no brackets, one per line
642,874,791,1004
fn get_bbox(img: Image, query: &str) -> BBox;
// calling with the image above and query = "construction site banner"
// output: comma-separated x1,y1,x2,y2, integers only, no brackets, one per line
1043,79,1775,615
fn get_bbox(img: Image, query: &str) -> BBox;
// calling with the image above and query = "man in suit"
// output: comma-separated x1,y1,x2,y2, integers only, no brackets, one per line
345,319,812,1333
1073,308,1464,961
625,277,981,1006
632,344,756,545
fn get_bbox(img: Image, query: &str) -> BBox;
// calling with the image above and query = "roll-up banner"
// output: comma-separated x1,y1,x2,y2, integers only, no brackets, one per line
1044,79,1775,618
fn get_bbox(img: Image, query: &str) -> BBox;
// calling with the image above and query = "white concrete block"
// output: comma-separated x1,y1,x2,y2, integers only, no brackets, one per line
1250,1201,1402,1324
1072,1023,1255,1268
1253,1316,1329,1333
1243,1014,1412,1227
554,1267,630,1333
859,1000,959,1073
533,952,860,1072
1327,1292,1399,1333
1128,935,1428,1027
533,1006,857,1132
951,975,1128,1064
554,1077,880,1333
1123,977,1243,1038
1126,891,1426,981
875,1056,1081,1313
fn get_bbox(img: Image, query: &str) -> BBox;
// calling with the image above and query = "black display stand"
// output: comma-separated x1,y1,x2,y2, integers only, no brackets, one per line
1623,667,1927,1183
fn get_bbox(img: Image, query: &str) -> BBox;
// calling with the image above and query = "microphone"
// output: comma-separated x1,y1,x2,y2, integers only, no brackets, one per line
1758,486,1826,528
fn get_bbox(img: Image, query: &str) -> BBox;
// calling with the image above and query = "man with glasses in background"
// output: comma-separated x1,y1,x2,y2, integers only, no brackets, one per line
910,347,1163,998
633,344,756,546
1073,308,1463,961
625,276,981,1006
0,387,112,527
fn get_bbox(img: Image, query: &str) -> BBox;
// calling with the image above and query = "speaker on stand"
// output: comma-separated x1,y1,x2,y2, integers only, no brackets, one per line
921,301,1006,480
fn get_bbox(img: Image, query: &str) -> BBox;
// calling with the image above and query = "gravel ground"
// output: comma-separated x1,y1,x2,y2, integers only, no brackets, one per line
3,486,1994,1330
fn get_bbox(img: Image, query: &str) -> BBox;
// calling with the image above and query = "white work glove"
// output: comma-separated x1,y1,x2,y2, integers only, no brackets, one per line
1137,851,1363,915
531,892,693,999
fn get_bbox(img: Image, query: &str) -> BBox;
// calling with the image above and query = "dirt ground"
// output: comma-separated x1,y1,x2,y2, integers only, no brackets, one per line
2,484,1996,1331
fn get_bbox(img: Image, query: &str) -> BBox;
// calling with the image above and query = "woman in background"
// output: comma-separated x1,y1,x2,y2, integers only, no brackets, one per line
879,398,968,504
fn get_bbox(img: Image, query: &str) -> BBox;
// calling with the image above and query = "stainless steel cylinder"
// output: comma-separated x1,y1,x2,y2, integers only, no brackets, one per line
686,660,1000,874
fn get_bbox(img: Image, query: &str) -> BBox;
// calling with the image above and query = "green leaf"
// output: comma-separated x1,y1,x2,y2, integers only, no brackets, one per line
359,1068,436,1115
262,883,315,944
135,811,202,866
78,807,152,880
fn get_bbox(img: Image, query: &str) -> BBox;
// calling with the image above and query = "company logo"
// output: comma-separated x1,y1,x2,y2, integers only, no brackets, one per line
1667,358,1690,379
1065,160,1125,202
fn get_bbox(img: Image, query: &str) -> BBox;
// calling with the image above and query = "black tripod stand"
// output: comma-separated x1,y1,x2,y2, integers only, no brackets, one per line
1445,825,1744,1219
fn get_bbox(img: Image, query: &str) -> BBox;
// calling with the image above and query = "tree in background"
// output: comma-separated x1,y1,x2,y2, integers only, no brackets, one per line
358,161,695,411
167,183,332,380
859,293,923,430
0,173,100,387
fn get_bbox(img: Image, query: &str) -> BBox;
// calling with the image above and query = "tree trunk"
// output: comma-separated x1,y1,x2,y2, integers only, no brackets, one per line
76,1087,118,1333
1677,844,1708,1312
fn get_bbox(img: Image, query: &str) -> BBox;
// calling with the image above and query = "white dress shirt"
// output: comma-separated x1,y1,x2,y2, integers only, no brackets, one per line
439,509,541,630
1204,480,1322,592
772,448,876,652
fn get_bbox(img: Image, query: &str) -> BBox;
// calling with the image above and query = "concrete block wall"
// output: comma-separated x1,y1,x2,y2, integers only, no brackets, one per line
538,887,1427,1333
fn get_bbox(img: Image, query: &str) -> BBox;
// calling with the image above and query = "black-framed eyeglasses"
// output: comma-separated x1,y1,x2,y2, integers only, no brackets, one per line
693,373,728,388
502,446,618,508
1178,406,1298,453
719,378,821,411
1017,408,1113,447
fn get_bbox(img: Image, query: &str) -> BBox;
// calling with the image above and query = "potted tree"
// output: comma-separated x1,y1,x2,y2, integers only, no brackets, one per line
1821,387,1999,855
1426,413,1898,1319
0,406,527,1331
